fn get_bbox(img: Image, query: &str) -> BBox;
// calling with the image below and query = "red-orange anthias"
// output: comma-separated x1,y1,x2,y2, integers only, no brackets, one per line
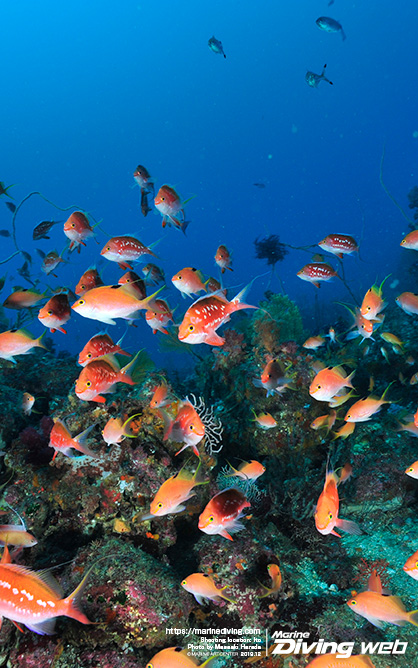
63,211,95,252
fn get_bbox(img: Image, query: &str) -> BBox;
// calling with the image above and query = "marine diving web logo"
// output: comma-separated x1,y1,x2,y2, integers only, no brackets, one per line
270,630,408,658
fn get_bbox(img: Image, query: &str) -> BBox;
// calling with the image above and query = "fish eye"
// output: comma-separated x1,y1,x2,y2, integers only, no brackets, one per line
47,309,53,316
71,223,75,227
81,284,85,289
208,515,214,523
346,414,351,419
350,600,357,606
87,353,92,358
366,306,371,310
188,325,194,332
416,561,418,568
178,275,182,280
146,664,153,668
181,579,187,586
78,299,85,306
328,513,333,520
408,467,414,473
161,196,165,201
317,384,321,390
106,246,110,251
156,502,163,509
189,425,194,430
86,381,92,388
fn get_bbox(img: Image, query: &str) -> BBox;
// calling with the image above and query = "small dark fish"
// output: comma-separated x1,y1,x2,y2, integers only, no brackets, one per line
253,183,266,189
0,274,6,292
0,182,15,199
306,64,333,88
316,16,346,40
41,250,65,276
33,220,60,241
133,165,154,197
208,36,226,58
4,202,16,213
36,249,46,260
142,263,165,286
0,230,10,237
20,251,32,266
140,191,152,217
17,261,35,286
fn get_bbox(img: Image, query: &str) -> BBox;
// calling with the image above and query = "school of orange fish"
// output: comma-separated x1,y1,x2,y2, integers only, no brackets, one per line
2,169,418,666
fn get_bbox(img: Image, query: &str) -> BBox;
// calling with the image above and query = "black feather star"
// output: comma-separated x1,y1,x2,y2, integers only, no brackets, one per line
254,234,288,269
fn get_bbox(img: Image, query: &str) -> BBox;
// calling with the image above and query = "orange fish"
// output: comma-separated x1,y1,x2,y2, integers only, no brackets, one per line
303,335,326,350
154,185,190,233
226,460,265,481
72,284,163,325
343,383,393,423
0,546,98,634
318,233,359,258
315,469,362,537
345,307,377,342
102,414,139,446
41,250,65,276
100,236,158,270
146,648,217,668
75,352,140,403
75,267,104,296
149,383,175,409
78,332,131,366
178,284,256,346
162,401,205,457
396,291,418,315
309,366,355,403
332,422,355,440
252,411,277,429
403,549,418,581
22,392,35,416
405,460,418,479
338,463,353,483
399,416,418,437
297,262,337,288
0,507,37,548
49,420,97,460
198,488,250,541
306,657,376,668
118,271,147,300
145,299,174,335
142,461,205,518
347,590,418,628
3,288,46,310
214,245,233,273
360,277,388,320
0,329,47,363
254,358,292,397
310,410,337,432
63,211,95,252
172,267,208,299
258,563,282,598
400,229,418,250
38,293,71,334
181,572,235,604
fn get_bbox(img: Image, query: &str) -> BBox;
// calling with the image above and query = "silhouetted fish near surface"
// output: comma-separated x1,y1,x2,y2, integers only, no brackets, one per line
33,220,60,240
4,201,16,213
316,16,346,40
253,183,266,189
208,36,226,58
306,64,333,88
0,230,10,237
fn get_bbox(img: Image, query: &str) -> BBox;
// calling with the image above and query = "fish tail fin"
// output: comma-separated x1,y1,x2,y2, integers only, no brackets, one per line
74,424,98,457
137,285,165,311
408,610,418,626
346,369,356,388
381,380,396,402
180,219,190,235
120,413,142,438
61,571,93,625
119,348,154,385
219,586,236,604
36,330,49,350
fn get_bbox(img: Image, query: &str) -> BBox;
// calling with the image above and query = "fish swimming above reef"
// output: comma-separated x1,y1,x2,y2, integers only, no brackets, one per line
305,64,333,88
208,35,226,58
0,545,100,634
198,487,250,540
0,329,47,363
316,16,346,40
154,185,191,233
32,220,60,240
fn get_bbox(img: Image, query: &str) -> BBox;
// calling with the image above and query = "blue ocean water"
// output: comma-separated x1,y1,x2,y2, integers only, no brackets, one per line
1,0,417,366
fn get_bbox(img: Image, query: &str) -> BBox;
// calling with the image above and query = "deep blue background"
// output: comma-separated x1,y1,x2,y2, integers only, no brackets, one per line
1,0,417,369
